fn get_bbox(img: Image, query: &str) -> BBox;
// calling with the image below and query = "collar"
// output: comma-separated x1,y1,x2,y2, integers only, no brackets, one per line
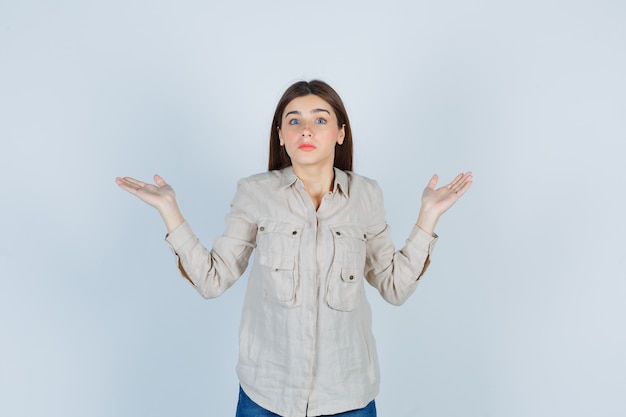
278,166,350,198
333,167,349,198
279,166,299,189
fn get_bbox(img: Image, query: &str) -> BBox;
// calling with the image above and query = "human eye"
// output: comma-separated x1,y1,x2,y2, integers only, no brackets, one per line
288,118,300,125
315,117,327,124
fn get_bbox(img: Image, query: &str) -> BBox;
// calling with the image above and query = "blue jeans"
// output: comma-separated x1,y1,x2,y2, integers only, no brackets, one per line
235,386,377,417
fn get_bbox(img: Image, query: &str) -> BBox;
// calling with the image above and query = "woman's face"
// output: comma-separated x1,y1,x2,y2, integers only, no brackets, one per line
278,94,345,171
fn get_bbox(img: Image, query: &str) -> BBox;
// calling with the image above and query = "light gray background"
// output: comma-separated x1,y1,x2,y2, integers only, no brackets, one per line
1,1,624,416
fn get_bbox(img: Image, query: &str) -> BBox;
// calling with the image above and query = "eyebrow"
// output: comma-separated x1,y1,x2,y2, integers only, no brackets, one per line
284,108,331,118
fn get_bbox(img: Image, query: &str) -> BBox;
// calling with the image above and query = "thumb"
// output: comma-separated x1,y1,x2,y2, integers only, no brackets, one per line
427,174,439,189
154,174,167,187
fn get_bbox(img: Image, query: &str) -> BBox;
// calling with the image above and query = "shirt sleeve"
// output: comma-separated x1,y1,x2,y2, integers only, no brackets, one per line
164,179,257,299
363,182,438,306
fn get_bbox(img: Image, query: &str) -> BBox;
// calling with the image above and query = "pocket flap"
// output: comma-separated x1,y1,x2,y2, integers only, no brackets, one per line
258,219,304,236
329,225,366,241
340,267,361,283
258,252,295,271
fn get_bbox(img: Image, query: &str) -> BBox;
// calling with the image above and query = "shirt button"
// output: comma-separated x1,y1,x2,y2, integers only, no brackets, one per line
292,231,298,235
363,234,367,239
259,226,265,231
336,231,341,236
349,275,354,280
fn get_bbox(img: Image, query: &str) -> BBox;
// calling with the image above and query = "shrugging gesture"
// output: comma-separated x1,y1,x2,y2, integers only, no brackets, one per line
114,80,475,417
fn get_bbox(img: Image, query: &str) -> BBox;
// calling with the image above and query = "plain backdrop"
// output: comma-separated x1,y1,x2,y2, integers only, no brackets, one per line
1,1,625,416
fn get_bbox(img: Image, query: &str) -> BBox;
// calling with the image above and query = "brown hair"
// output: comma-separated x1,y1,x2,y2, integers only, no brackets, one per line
268,80,353,171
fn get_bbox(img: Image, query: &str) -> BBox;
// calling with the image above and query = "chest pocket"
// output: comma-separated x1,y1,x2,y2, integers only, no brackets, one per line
326,225,367,312
255,219,304,308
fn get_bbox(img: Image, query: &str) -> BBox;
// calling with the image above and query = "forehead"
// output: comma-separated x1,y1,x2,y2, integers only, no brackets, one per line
283,94,335,115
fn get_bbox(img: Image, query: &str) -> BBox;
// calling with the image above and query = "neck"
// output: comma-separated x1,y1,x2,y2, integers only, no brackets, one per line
292,164,335,209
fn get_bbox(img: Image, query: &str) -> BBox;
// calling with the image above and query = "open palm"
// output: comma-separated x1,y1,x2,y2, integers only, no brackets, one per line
421,172,473,217
115,174,176,211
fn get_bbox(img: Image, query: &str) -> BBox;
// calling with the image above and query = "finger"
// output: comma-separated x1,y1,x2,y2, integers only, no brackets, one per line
116,176,156,193
116,179,140,194
456,172,473,189
154,174,167,187
121,177,148,188
427,174,439,189
447,173,464,189
458,171,472,182
115,177,138,189
454,178,473,197
451,172,473,192
442,174,462,192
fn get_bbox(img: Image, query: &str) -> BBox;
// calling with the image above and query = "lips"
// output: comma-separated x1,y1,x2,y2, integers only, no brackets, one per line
298,144,316,151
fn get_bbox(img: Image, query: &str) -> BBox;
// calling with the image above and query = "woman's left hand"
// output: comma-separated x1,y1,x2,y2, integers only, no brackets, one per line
416,172,473,235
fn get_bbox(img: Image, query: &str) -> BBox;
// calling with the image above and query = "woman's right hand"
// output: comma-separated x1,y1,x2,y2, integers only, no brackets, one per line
115,174,185,233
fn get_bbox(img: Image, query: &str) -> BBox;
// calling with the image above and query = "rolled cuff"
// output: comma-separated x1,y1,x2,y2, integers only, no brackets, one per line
407,225,438,254
165,221,195,253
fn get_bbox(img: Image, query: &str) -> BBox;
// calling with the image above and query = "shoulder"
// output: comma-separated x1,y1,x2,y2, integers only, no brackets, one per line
343,170,383,198
234,169,293,199
345,170,378,187
237,170,283,187
229,171,285,209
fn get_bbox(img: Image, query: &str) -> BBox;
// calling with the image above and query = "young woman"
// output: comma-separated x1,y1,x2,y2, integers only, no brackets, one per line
116,80,472,417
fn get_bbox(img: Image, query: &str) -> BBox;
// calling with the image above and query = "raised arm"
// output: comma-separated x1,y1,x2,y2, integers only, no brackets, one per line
115,174,185,233
364,172,473,305
116,175,258,298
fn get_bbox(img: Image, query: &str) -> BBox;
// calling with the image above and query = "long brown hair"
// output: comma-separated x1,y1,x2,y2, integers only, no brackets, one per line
268,80,353,171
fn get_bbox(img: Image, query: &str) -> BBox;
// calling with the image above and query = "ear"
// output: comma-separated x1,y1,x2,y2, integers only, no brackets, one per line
337,124,346,145
277,126,285,146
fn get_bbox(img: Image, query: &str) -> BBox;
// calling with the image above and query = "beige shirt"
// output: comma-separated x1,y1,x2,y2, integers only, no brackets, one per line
165,167,437,417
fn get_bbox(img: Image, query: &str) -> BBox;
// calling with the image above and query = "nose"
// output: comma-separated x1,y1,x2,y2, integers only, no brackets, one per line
301,122,313,137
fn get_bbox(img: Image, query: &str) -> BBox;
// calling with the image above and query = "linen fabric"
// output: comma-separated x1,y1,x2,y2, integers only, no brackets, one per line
165,167,437,417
